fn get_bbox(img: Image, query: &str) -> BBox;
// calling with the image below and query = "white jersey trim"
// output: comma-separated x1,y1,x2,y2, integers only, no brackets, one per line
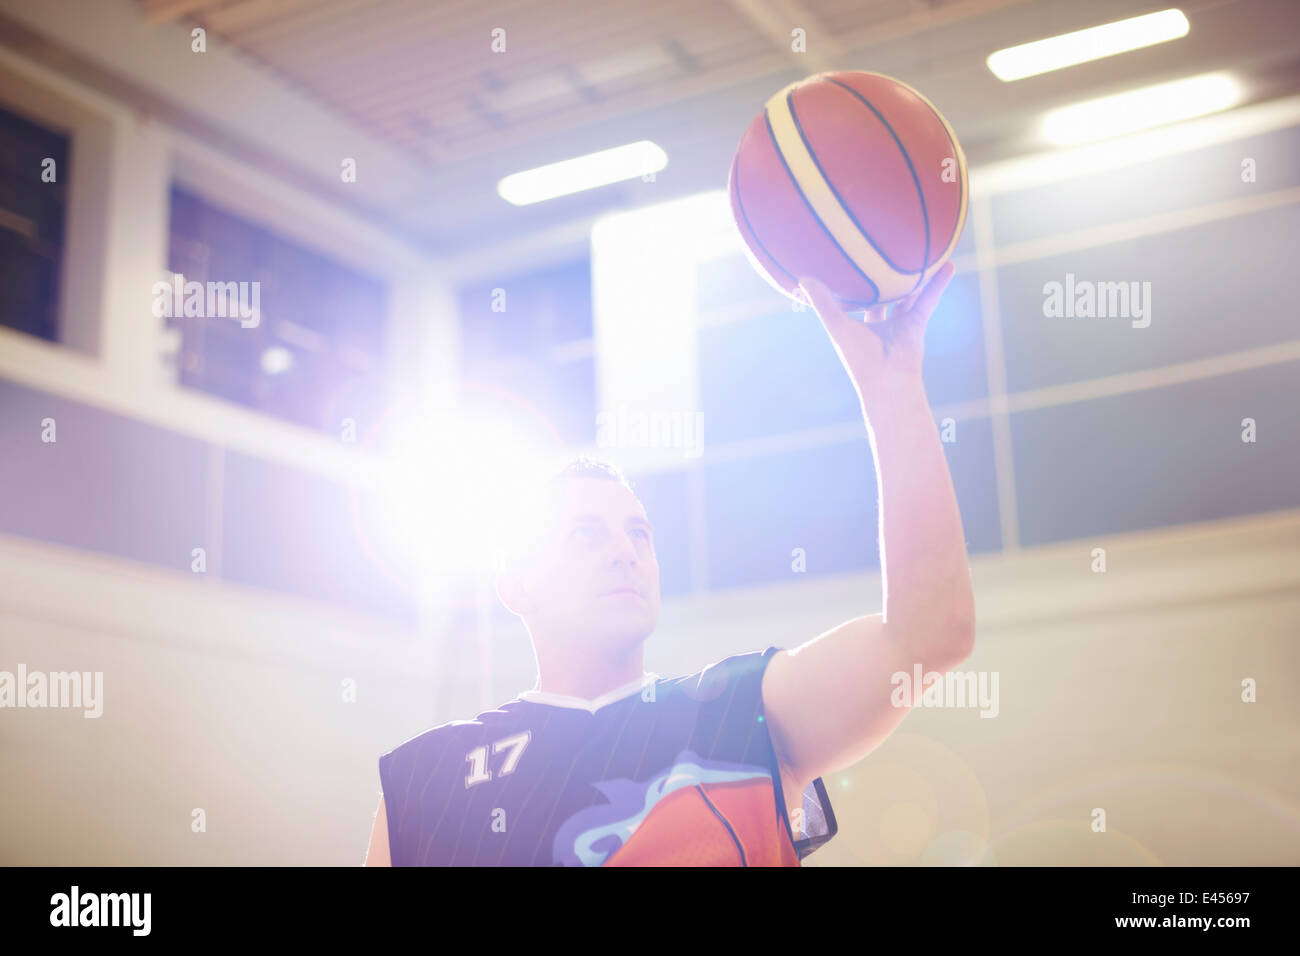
518,673,660,713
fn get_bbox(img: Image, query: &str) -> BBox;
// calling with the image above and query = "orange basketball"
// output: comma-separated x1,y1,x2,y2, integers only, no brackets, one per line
728,70,968,309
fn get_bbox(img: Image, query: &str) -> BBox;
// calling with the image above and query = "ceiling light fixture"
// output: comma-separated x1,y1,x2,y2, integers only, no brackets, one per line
988,9,1190,82
498,140,668,205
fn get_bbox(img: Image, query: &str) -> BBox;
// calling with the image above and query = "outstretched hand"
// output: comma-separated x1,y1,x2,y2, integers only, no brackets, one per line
797,261,955,408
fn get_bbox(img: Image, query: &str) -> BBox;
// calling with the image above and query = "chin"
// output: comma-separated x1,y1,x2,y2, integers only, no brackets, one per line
597,614,656,649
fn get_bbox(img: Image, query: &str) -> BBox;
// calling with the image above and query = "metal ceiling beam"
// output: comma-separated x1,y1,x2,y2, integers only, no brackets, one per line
725,0,841,75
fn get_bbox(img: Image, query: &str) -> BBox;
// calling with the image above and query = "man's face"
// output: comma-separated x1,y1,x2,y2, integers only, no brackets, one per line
508,476,661,650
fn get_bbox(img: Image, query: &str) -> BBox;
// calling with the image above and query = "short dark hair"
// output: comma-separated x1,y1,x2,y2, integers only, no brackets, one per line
552,456,633,489
495,457,636,573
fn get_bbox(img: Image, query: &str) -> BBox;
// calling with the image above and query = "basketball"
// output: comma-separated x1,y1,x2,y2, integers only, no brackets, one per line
728,70,969,309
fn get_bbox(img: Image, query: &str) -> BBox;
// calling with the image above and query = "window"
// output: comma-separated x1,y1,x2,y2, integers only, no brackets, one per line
456,258,596,445
166,185,390,434
0,105,69,343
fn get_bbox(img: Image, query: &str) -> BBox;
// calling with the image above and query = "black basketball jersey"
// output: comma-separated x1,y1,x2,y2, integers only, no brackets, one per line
378,644,837,866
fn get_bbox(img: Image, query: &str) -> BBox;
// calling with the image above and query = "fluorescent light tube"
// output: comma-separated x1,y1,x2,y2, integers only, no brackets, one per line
1041,71,1243,145
498,140,668,205
988,9,1189,81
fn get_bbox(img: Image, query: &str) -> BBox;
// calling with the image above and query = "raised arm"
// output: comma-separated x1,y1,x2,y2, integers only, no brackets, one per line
762,263,975,786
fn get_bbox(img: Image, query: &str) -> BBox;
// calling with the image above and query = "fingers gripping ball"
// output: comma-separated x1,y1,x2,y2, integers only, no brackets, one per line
728,70,968,309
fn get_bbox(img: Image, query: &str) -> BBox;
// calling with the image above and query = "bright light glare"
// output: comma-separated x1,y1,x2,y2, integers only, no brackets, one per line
988,9,1189,81
590,192,721,472
592,189,739,262
259,346,294,375
376,404,558,575
498,140,668,205
1041,72,1243,146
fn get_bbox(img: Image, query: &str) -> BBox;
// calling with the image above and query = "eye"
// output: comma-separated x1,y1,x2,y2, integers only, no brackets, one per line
631,528,650,540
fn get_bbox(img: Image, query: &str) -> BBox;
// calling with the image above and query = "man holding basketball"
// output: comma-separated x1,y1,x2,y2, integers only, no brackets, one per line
366,260,972,866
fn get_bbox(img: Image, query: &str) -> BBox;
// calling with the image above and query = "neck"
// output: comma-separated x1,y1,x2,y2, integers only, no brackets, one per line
531,639,647,700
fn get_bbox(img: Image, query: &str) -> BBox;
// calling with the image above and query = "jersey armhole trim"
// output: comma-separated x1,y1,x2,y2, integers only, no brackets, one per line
378,753,404,867
756,645,801,855
756,644,838,860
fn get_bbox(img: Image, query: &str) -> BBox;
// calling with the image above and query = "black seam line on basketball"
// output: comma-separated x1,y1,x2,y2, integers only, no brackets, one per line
695,783,748,866
734,143,877,310
905,85,968,264
763,105,881,307
734,144,873,310
823,77,930,294
729,151,805,298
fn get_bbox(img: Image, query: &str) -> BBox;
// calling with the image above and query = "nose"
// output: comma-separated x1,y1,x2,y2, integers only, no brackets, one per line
608,530,640,568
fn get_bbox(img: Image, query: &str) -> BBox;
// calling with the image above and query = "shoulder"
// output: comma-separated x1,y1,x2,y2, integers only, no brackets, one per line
379,704,523,775
381,720,460,762
659,645,783,703
648,647,785,730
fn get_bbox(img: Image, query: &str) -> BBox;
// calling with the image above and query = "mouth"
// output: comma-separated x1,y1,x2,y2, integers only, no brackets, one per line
599,587,642,598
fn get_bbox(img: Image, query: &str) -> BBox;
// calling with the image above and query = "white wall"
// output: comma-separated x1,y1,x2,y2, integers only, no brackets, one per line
3,508,1297,864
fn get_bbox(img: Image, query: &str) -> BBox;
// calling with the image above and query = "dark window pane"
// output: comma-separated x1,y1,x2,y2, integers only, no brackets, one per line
704,442,879,589
937,412,1003,556
699,275,984,447
1012,360,1300,546
166,185,390,434
458,257,592,363
700,310,861,445
0,105,69,343
998,203,1299,393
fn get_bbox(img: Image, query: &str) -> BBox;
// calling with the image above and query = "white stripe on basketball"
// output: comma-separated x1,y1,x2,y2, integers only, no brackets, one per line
764,82,919,301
